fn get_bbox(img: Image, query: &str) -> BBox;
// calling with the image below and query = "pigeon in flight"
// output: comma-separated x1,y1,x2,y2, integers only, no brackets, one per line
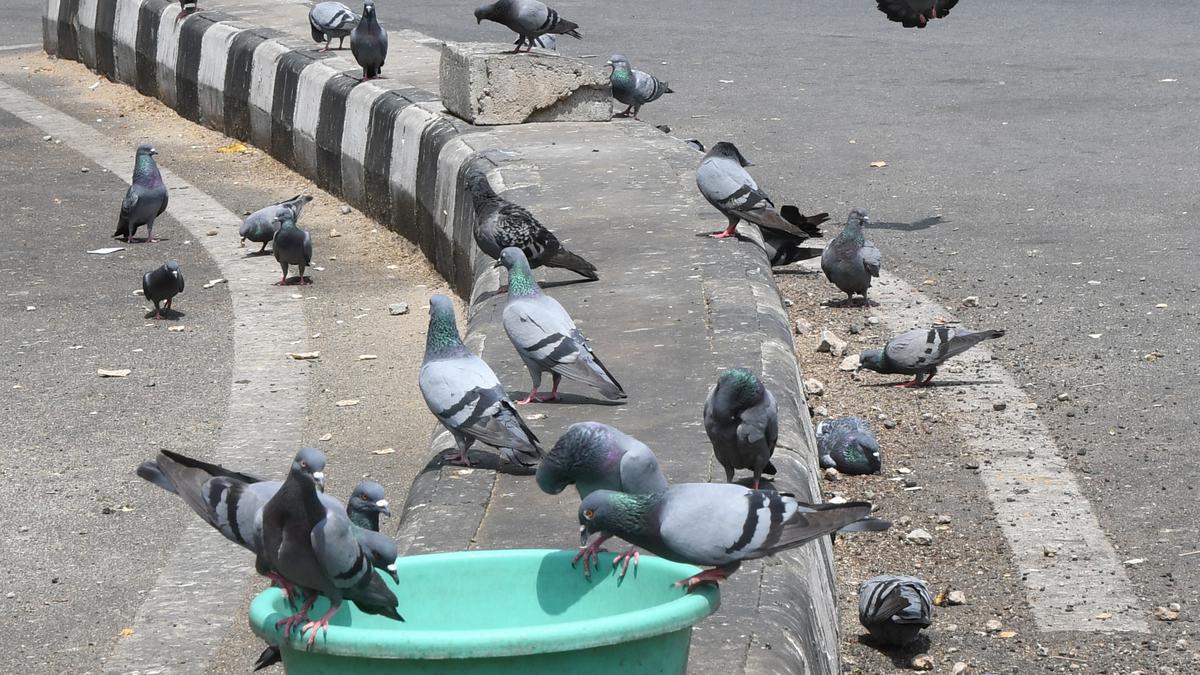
696,141,828,241
860,326,1004,387
419,294,543,466
497,247,625,404
607,54,672,120
114,143,168,243
474,0,582,53
817,416,881,475
465,170,598,282
822,208,881,304
703,368,777,489
240,194,312,254
350,1,388,80
142,260,184,319
876,0,959,28
310,2,359,51
858,575,934,646
272,208,313,285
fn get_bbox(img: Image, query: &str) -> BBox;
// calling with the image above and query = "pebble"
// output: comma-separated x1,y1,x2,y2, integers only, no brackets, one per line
318,433,333,442
206,229,219,236
794,318,814,335
947,590,968,605
816,330,848,357
984,619,1003,633
905,528,933,545
935,514,952,524
803,378,825,397
866,316,880,325
18,525,29,533
80,167,89,173
823,467,840,481
952,662,969,675
389,302,409,316
911,655,934,670
838,354,859,371
992,402,1007,411
329,229,342,238
964,460,980,469
812,406,829,417
962,296,980,307
1057,392,1071,402
903,478,918,488
882,419,897,429
340,204,352,215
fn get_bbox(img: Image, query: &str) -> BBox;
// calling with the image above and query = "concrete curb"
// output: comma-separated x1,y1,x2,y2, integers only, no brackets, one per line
44,2,843,672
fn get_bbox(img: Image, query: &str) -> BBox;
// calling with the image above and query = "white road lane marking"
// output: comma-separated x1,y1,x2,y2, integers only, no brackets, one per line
0,79,312,672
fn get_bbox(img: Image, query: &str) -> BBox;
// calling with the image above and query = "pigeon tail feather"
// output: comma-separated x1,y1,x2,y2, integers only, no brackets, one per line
542,248,598,280
780,205,829,237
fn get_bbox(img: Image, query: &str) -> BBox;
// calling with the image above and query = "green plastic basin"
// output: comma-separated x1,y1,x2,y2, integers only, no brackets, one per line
248,548,721,674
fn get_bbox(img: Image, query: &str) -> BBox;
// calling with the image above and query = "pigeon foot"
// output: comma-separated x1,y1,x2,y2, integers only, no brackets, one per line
275,595,317,640
572,534,610,579
612,546,640,579
301,602,341,649
674,565,734,591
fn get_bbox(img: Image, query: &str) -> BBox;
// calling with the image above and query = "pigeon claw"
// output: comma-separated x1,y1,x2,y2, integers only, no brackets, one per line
613,547,640,579
673,566,732,591
572,538,609,580
300,603,339,649
708,229,738,239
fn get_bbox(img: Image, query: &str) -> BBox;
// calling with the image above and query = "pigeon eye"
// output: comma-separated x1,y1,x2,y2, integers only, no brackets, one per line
300,461,308,469
584,509,594,519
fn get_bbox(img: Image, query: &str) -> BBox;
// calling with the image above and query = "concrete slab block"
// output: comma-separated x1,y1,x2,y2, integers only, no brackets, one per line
439,41,611,125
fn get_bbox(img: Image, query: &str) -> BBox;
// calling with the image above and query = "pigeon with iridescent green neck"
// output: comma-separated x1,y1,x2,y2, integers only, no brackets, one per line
497,247,625,404
821,208,880,304
606,54,672,120
272,208,313,285
703,368,777,489
817,416,881,475
114,143,168,243
419,294,543,466
240,194,313,254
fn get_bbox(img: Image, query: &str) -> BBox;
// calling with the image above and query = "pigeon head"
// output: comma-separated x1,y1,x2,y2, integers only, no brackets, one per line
362,533,400,583
497,247,539,296
164,260,180,274
425,294,466,357
683,139,706,153
606,54,630,72
349,481,391,518
473,2,496,24
290,447,327,490
578,490,659,545
858,349,885,373
271,206,296,228
712,368,765,415
362,1,376,18
136,143,158,157
708,141,752,167
537,422,615,496
847,208,870,229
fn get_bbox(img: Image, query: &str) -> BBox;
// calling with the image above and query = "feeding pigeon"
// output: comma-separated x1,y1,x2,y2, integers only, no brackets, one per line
537,421,667,576
858,575,934,646
309,1,359,51
465,169,598,281
817,416,881,475
272,208,313,285
497,247,625,404
419,294,543,466
860,326,1005,387
142,260,184,319
350,1,388,80
703,368,778,490
240,194,313,254
607,54,673,120
578,484,885,589
696,141,829,242
259,450,403,647
474,0,582,53
113,143,168,243
876,0,959,28
822,208,881,304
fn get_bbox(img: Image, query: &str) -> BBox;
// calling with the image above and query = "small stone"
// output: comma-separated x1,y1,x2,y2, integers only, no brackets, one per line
947,590,967,605
910,655,934,670
962,296,980,307
816,330,848,356
206,229,219,236
782,298,794,307
952,662,969,675
329,229,342,238
993,402,1007,411
803,378,825,397
202,278,227,289
882,419,897,429
97,369,131,378
357,354,378,361
812,406,829,417
847,322,861,335
794,318,814,335
1168,602,1182,612
1057,392,1071,402
936,514,952,524
905,528,933,546
81,167,89,173
18,525,29,533
984,619,1003,633
25,305,36,311
866,316,880,325
339,204,352,215
388,302,409,316
286,351,320,360
964,460,980,470
334,399,360,407
318,433,333,442
838,354,860,371
903,478,918,488
823,467,840,481
167,326,185,332
896,516,912,527
896,467,912,474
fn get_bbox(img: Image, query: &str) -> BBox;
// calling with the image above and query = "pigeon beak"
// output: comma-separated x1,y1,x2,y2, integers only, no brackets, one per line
386,564,399,583
491,259,502,270
376,499,391,516
579,524,590,548
149,148,158,156
312,471,325,489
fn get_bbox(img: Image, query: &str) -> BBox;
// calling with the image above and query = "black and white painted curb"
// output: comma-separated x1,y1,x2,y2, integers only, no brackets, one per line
43,1,848,672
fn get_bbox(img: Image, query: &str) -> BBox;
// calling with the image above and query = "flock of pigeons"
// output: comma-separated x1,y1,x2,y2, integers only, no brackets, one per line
124,0,980,664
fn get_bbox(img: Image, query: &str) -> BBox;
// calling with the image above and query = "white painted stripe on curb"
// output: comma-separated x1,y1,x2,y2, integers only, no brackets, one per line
291,61,337,175
247,38,289,146
868,270,1149,633
0,80,311,672
391,103,438,205
198,21,242,126
341,80,386,167
155,3,183,109
112,0,141,85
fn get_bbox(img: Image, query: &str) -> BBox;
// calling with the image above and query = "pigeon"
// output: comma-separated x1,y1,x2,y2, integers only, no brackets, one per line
465,169,598,281
497,247,625,404
876,0,959,28
703,368,778,490
259,450,403,647
578,484,884,589
858,575,934,646
860,326,1005,387
683,139,706,153
309,1,359,51
474,0,582,53
272,208,313,285
537,421,667,576
607,54,673,120
822,208,881,304
114,143,168,243
142,260,184,319
179,0,197,13
350,1,388,80
762,224,824,267
419,294,543,466
240,194,313,254
817,416,881,475
696,141,829,241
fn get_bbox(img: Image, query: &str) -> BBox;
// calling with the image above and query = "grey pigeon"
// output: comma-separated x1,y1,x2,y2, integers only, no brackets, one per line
142,260,184,319
310,1,359,51
579,484,884,589
858,575,934,646
822,208,881,304
272,208,313,285
474,0,581,53
538,421,667,577
259,450,402,647
696,141,829,241
607,54,673,120
860,325,1004,387
703,368,777,489
179,0,197,14
350,1,388,80
240,194,312,254
465,170,598,281
497,247,625,404
114,143,168,243
419,294,543,466
876,0,959,28
817,416,881,475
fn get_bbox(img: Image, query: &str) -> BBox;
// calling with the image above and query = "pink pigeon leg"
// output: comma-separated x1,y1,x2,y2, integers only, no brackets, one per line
709,223,739,239
275,594,317,640
674,564,737,592
572,534,611,579
612,547,640,579
301,600,342,648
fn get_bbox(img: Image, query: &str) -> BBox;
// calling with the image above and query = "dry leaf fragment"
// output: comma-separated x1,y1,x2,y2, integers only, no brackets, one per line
318,433,333,442
118,628,135,637
216,142,249,154
1094,612,1113,620
997,630,1017,639
335,399,360,407
869,160,888,168
358,355,378,361
287,351,320,360
97,369,131,378
167,326,185,332
372,448,395,455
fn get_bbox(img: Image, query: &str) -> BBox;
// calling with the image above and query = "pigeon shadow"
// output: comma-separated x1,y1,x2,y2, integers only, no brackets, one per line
538,277,600,291
859,379,1004,389
856,632,932,667
868,216,943,232
771,267,822,276
242,249,272,258
275,275,314,286
428,448,537,476
825,297,880,308
144,308,185,320
512,392,627,407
